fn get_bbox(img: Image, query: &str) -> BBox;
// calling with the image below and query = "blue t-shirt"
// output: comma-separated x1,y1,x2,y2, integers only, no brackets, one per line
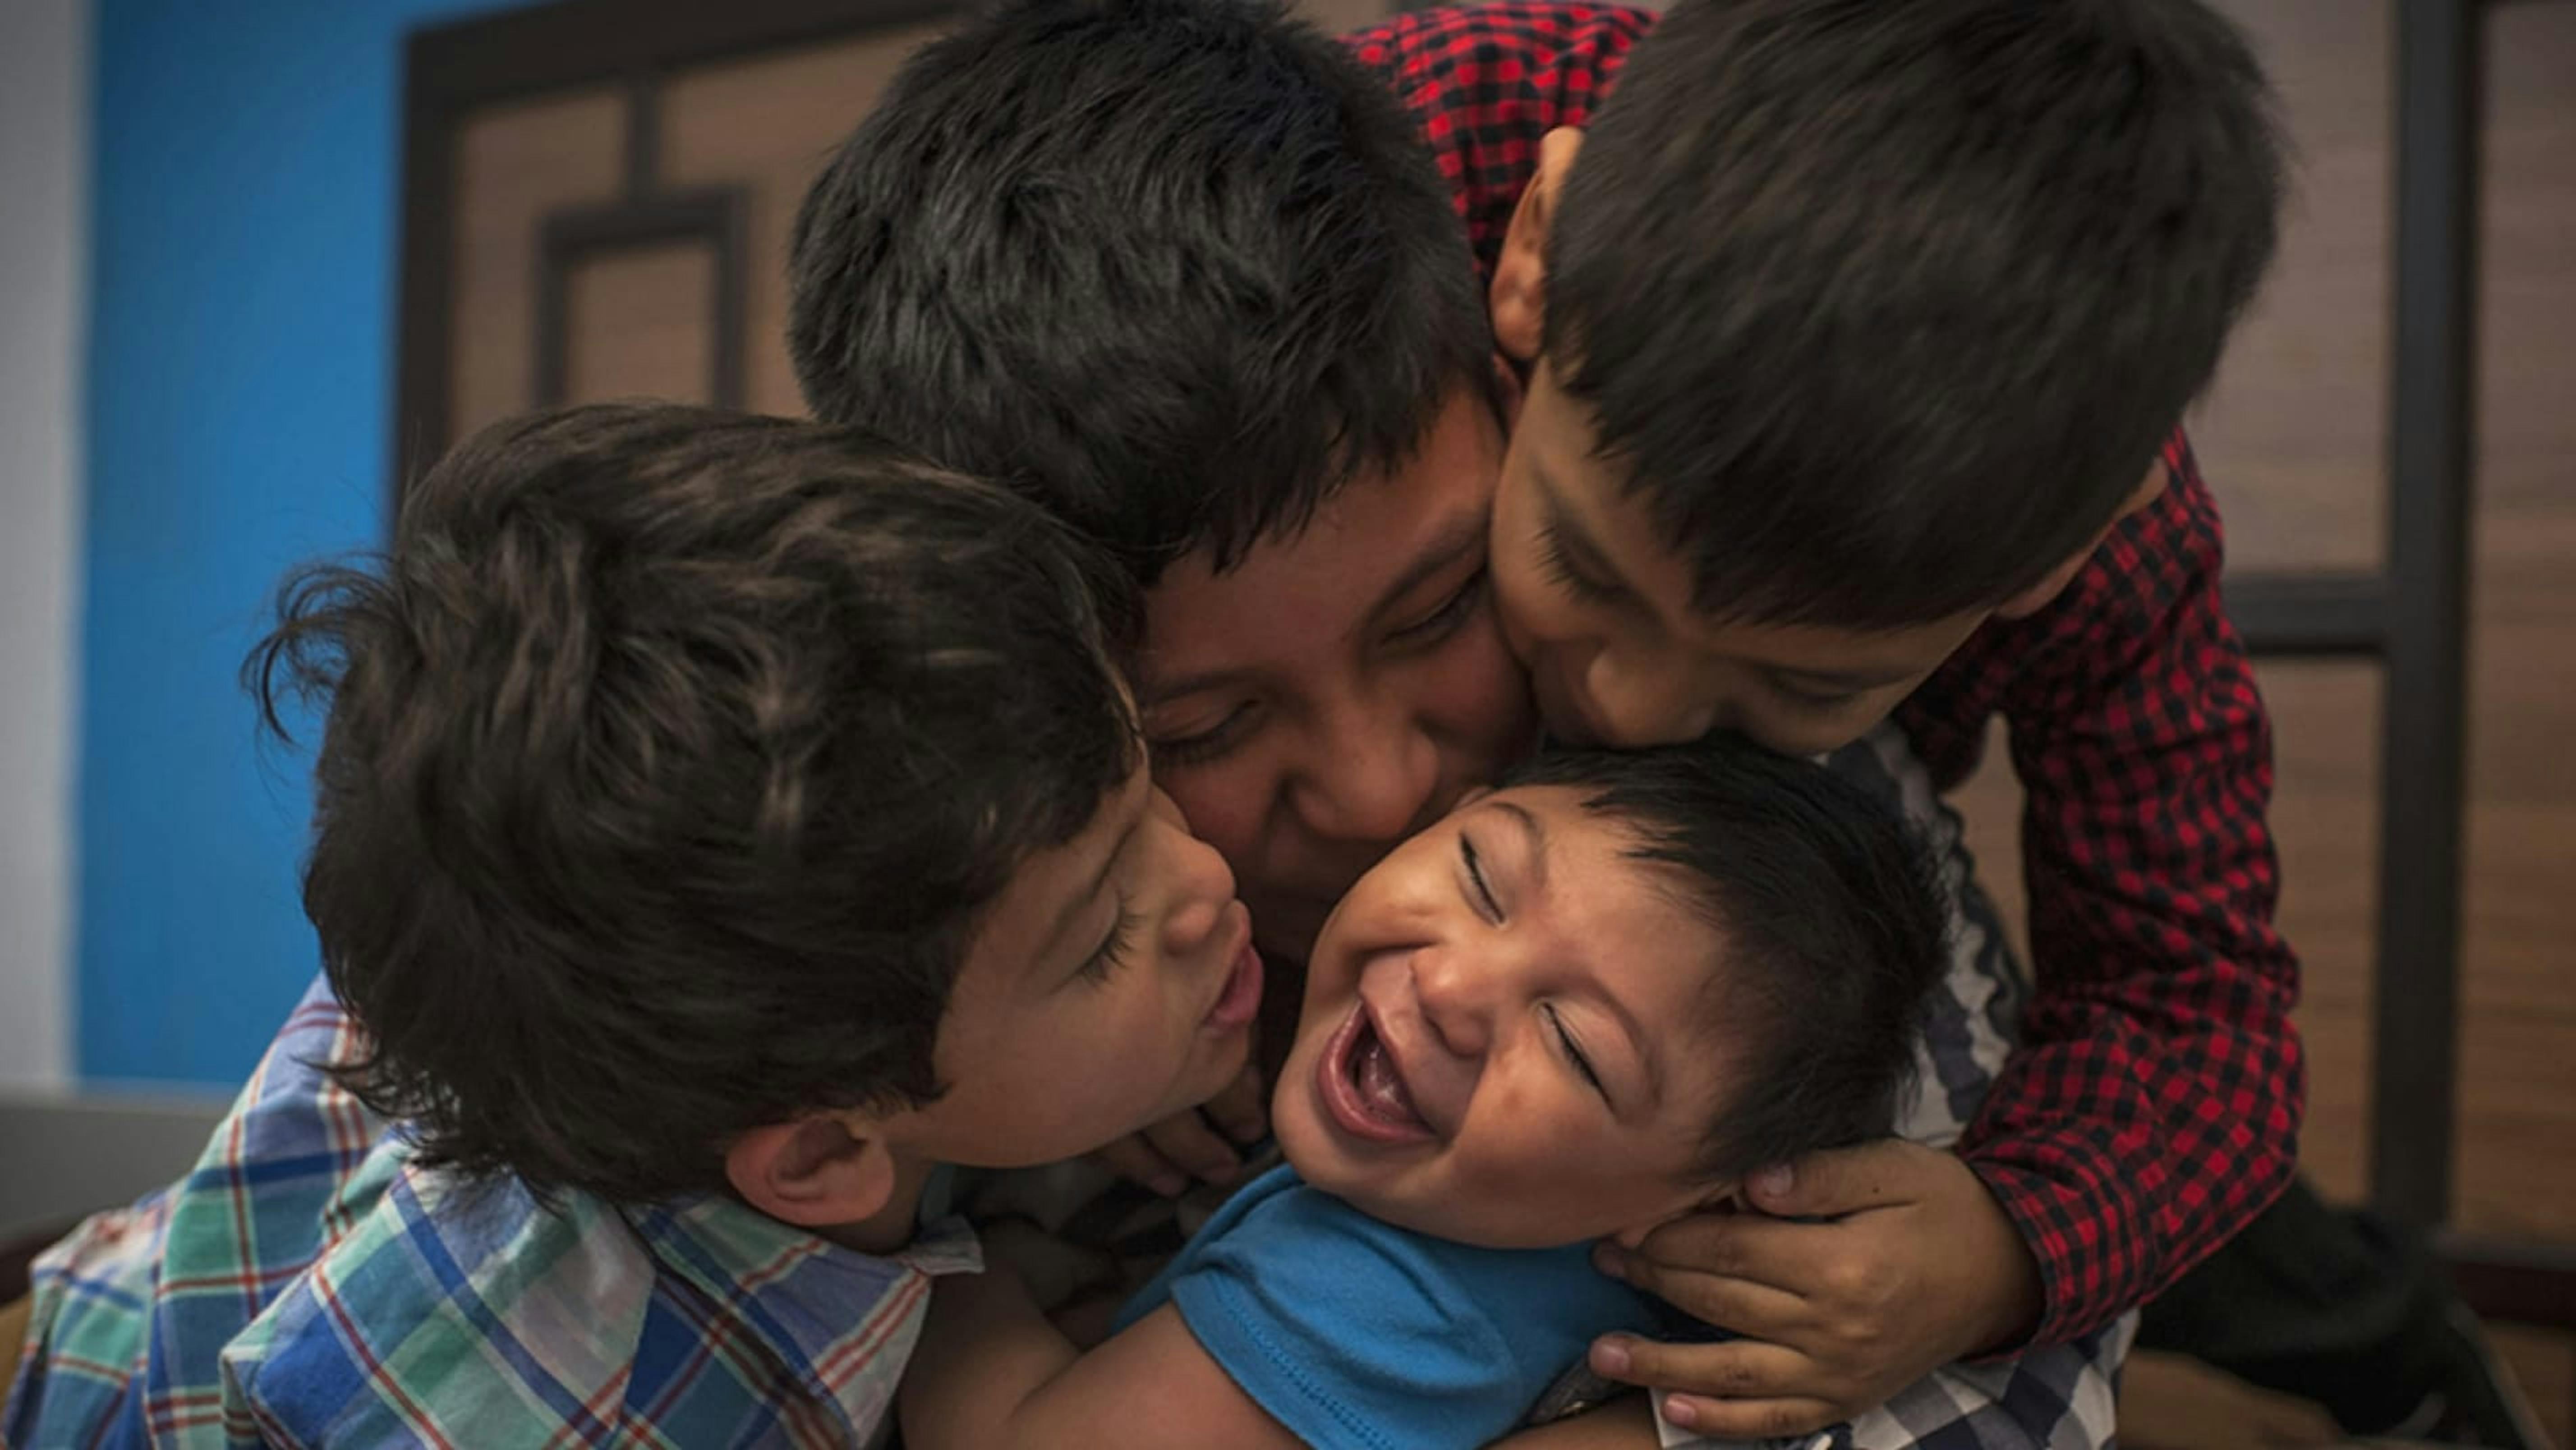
1116,1164,1665,1450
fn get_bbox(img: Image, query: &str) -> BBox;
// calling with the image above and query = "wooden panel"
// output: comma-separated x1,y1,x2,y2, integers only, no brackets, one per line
451,88,626,443
2455,0,2576,1250
2120,1349,2342,1450
2257,663,2383,1205
2194,0,2394,576
661,24,951,418
562,244,716,404
2491,1323,2574,1450
1945,664,2384,1204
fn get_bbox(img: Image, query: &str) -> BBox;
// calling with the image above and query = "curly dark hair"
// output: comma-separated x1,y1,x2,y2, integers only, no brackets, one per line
246,403,1140,1201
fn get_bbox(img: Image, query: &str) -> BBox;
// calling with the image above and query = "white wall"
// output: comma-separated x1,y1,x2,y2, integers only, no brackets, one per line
0,0,87,1090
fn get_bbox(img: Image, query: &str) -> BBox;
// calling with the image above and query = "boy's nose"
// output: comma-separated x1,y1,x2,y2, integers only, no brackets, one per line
1583,652,1719,747
1291,704,1438,845
1156,812,1238,954
1409,946,1494,1060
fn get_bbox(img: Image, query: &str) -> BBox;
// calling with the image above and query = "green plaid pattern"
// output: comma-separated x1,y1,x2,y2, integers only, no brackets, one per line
5,974,979,1449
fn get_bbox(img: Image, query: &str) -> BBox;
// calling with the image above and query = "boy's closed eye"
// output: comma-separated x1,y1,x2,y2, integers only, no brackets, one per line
1454,817,1616,1107
1536,519,1630,608
1072,898,1141,987
1388,564,1492,649
1144,564,1491,770
1149,703,1259,768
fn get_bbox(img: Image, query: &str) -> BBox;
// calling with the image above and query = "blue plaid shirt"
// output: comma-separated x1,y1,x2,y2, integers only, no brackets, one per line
3,973,979,1449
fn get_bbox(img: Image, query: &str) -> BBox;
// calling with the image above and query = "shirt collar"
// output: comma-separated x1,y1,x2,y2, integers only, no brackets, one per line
627,1192,982,1437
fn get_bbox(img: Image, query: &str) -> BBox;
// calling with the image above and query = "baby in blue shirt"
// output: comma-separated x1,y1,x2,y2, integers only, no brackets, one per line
902,739,1948,1450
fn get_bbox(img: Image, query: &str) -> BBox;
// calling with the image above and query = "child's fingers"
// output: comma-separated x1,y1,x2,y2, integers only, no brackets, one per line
1088,1133,1190,1197
1587,1335,1812,1409
1140,1110,1243,1184
1606,1215,1829,1299
1590,1243,1808,1339
1202,1062,1269,1146
1654,1390,1843,1442
1743,1139,1937,1218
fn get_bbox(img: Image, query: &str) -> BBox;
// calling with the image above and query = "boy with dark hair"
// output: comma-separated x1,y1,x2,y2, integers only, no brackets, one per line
791,0,1536,970
1358,1,2510,1444
3,404,1268,1448
897,741,1955,1450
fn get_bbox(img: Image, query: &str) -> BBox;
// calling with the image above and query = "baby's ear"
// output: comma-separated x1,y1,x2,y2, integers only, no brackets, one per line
1491,128,1585,364
726,1113,900,1230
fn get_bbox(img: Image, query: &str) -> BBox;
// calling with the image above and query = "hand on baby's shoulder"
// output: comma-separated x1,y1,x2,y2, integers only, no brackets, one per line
1088,1058,1270,1197
975,1217,1119,1314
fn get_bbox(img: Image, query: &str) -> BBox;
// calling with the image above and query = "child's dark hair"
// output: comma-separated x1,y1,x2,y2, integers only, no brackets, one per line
1548,0,2284,629
1500,739,1946,1178
247,404,1141,1202
787,0,1491,585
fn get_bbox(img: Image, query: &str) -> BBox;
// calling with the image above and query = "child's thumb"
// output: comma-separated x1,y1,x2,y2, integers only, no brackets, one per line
1746,1140,1915,1216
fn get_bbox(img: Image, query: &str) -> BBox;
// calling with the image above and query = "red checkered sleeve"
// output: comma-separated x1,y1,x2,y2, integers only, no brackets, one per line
1900,437,2305,1345
1345,1,1651,281
1355,4,2304,1346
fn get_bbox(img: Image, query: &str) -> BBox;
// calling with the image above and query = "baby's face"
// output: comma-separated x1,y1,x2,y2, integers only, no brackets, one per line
1272,784,1740,1250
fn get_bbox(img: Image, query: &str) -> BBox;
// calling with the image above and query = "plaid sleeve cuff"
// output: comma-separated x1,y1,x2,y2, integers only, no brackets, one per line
1964,1102,2299,1348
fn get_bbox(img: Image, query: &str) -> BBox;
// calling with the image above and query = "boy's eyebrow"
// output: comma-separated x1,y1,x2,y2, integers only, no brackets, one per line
1600,981,1664,1110
1138,663,1253,708
1362,512,1490,634
1049,797,1145,954
1134,513,1483,705
1494,798,1550,893
1531,471,1625,581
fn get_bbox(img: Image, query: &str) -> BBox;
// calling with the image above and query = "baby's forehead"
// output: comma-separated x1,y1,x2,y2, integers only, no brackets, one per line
1478,785,1720,917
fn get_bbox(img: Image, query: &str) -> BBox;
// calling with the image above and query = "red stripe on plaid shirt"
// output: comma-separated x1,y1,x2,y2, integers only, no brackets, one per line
537,1367,635,1450
312,1270,465,1450
810,1269,931,1390
1346,4,2302,1347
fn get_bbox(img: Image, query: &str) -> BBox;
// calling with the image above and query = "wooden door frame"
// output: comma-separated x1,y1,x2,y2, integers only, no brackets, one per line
394,0,961,490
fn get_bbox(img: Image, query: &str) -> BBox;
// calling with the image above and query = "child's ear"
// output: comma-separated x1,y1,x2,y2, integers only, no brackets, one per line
1490,127,1586,366
1995,459,2171,620
725,1113,900,1230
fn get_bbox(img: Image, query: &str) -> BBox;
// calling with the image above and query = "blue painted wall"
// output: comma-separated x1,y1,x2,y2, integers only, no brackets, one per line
79,0,532,1087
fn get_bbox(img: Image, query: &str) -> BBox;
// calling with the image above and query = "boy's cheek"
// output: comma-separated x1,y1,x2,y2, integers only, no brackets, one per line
1739,693,1913,760
1485,561,1559,666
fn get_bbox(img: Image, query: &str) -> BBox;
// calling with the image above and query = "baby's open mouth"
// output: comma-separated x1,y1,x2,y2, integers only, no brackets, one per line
1318,1001,1436,1143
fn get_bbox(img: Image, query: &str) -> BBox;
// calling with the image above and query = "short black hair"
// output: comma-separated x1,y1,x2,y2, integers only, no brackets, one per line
1501,739,1946,1179
788,0,1492,585
248,403,1141,1202
1547,0,2284,628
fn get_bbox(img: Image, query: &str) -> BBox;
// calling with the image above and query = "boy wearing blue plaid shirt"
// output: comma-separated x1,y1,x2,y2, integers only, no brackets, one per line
3,404,1270,1449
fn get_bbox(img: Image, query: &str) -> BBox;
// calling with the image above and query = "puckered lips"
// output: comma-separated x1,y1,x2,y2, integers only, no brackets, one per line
1315,995,1438,1144
1202,925,1264,1033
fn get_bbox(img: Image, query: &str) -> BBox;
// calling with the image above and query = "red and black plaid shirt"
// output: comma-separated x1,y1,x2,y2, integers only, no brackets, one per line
1348,1,2303,1349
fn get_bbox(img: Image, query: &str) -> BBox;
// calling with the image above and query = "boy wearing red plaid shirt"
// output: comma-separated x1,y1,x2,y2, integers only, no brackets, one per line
1348,0,2309,1440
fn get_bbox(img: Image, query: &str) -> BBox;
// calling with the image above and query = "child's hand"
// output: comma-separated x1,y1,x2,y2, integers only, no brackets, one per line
1088,1060,1269,1195
977,1219,1118,1314
1582,1140,2042,1440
